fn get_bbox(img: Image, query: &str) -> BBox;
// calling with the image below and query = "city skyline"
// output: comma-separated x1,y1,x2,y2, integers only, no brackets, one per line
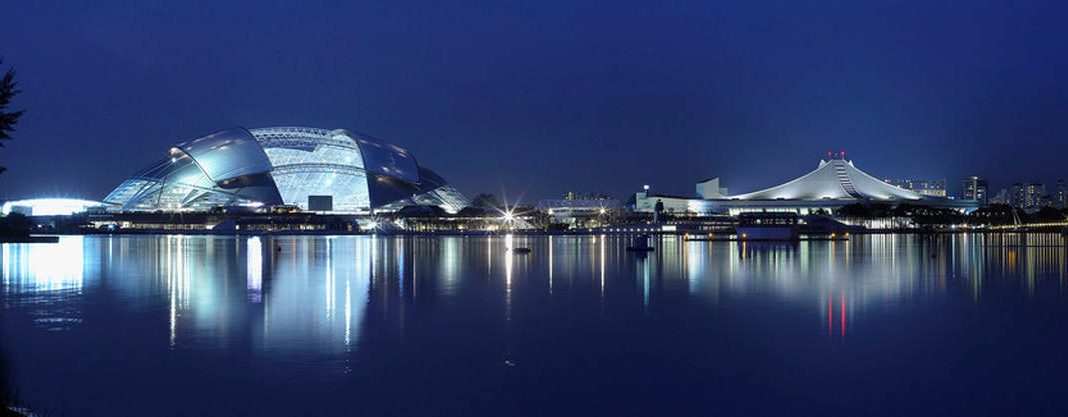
5,3,1068,416
2,2,1068,202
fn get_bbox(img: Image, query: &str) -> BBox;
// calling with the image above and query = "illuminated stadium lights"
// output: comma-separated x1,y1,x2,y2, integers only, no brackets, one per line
1,198,103,216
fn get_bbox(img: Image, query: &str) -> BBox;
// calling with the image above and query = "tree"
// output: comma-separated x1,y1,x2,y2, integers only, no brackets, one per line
0,57,25,175
0,212,32,237
836,203,875,218
1031,206,1066,223
968,204,1016,225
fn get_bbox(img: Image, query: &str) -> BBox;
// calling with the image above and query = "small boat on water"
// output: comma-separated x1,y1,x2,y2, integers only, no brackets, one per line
510,247,532,254
736,212,800,241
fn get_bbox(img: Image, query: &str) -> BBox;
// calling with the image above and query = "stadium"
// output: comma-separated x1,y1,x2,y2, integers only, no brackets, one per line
102,127,468,214
635,156,979,215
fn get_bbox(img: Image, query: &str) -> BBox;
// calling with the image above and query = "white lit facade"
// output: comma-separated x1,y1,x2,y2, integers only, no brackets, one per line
103,127,468,213
636,158,978,215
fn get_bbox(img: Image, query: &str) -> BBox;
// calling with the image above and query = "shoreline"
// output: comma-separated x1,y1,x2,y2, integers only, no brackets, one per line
8,229,1067,239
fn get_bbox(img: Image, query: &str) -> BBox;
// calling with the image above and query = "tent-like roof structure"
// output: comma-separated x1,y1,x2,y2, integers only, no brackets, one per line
729,158,927,201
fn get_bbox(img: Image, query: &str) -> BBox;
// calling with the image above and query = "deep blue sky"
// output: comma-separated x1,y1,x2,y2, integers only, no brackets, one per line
1,0,1067,202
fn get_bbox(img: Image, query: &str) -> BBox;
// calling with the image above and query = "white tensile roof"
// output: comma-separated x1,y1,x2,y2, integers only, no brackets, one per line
728,159,925,201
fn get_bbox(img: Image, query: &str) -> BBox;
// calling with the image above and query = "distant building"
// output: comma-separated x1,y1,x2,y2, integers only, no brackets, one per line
1010,183,1024,207
634,156,977,216
562,192,611,201
884,178,947,197
1055,180,1068,209
537,195,622,226
1,198,103,216
991,188,1010,205
1025,183,1045,210
1011,182,1046,212
960,176,988,205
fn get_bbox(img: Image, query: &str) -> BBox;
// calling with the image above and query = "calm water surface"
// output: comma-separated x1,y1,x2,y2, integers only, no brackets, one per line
2,234,1068,416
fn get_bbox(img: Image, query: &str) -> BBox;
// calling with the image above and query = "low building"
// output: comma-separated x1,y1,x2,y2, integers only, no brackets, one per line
537,196,622,228
884,178,947,197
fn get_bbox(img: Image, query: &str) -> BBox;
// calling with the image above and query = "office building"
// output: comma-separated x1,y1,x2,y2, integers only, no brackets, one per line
960,176,989,205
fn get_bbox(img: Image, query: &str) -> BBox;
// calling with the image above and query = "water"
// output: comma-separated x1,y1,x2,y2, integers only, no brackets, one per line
2,234,1068,416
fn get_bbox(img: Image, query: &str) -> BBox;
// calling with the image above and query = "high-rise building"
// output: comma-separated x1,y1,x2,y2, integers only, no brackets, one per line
1011,183,1025,208
884,178,947,197
1010,182,1046,212
960,176,988,205
1055,179,1068,209
1028,183,1046,210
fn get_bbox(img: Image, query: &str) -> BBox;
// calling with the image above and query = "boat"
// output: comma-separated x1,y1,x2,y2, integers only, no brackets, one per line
510,247,532,254
736,212,800,241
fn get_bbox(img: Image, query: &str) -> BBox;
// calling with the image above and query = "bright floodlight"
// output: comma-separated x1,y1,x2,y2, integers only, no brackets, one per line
503,211,515,222
1,198,102,216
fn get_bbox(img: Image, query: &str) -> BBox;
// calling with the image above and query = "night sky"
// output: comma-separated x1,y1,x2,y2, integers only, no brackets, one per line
1,1,1067,202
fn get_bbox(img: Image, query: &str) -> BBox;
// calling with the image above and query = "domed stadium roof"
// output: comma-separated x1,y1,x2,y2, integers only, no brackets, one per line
102,127,468,213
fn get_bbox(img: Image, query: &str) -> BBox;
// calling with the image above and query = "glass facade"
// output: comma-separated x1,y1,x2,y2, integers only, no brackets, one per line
103,126,469,213
252,127,372,212
103,148,268,211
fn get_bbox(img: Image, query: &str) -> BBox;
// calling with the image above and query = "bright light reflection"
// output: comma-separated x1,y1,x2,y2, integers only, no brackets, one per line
258,237,372,356
247,237,263,303
2,236,85,293
1,198,101,216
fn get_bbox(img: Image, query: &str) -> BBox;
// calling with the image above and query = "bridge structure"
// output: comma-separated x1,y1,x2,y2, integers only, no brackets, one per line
987,220,1068,231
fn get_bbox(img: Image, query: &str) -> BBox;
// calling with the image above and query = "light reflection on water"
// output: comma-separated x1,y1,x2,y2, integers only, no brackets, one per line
2,236,87,331
2,234,1067,344
2,233,1068,415
2,236,85,294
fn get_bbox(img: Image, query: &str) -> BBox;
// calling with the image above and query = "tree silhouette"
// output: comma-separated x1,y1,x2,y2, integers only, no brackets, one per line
0,57,25,175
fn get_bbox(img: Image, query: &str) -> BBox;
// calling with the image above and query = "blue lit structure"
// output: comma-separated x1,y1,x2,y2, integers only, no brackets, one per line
103,127,468,213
